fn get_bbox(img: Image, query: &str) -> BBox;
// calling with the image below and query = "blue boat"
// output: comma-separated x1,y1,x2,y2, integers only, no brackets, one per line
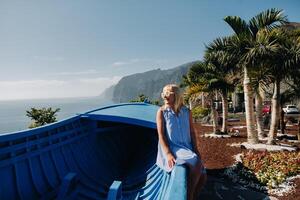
0,103,187,200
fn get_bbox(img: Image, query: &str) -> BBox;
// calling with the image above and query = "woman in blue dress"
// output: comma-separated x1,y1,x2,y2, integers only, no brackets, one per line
156,84,206,200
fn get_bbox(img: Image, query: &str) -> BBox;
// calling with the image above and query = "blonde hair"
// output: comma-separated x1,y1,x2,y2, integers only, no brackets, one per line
161,84,184,114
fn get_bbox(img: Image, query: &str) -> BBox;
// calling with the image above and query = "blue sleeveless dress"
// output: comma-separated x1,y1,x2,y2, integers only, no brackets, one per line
156,106,204,172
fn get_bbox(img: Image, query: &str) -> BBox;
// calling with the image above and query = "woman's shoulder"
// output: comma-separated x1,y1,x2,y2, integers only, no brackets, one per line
157,106,174,118
158,105,190,115
157,106,168,114
181,106,190,112
181,105,189,110
158,105,171,112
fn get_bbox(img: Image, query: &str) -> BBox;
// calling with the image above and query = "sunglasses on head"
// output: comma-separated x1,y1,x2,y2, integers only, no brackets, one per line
161,91,175,98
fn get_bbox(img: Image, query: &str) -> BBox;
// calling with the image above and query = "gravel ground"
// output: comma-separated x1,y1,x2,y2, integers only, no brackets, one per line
193,122,300,200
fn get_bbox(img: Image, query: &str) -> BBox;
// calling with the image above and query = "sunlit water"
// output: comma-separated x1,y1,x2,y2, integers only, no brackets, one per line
0,97,112,134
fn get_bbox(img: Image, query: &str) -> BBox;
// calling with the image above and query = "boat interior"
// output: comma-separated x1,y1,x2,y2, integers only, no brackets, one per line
0,104,187,200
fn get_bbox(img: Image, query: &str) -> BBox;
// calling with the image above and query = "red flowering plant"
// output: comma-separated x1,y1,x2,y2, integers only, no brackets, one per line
237,151,300,188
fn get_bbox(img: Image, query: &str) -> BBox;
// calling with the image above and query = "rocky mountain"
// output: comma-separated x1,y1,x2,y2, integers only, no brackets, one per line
99,84,115,101
100,61,200,103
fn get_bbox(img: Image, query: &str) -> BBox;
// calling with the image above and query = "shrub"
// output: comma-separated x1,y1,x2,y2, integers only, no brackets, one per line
239,151,300,188
26,107,60,128
130,94,161,106
228,113,244,120
192,106,210,119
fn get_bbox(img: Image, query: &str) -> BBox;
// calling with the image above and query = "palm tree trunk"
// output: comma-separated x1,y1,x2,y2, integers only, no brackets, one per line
280,107,285,135
298,120,300,142
201,93,205,107
221,92,228,134
244,67,259,144
255,91,264,138
189,98,193,110
268,80,280,144
210,96,218,134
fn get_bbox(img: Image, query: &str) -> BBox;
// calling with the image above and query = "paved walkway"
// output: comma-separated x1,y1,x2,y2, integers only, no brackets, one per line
199,175,278,200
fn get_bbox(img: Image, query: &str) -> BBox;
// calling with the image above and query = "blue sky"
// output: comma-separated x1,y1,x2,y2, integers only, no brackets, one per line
0,0,299,100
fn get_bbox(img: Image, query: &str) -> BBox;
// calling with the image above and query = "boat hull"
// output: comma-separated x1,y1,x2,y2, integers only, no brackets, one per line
0,103,187,199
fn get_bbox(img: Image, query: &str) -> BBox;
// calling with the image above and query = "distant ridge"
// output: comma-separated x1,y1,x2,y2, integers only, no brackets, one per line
100,61,200,103
282,22,300,30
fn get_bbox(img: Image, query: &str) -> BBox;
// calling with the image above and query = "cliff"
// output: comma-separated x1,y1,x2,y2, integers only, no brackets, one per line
101,61,200,103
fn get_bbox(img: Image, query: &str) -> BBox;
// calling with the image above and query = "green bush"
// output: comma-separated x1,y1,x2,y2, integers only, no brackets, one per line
130,94,161,106
26,107,60,128
228,113,244,120
192,106,210,119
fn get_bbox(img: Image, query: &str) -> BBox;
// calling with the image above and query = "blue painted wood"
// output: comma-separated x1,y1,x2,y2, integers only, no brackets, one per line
0,103,188,200
107,181,122,200
39,152,60,188
50,149,69,180
14,160,39,199
164,165,188,199
57,172,77,200
28,157,50,195
0,116,82,141
0,166,18,200
82,103,158,129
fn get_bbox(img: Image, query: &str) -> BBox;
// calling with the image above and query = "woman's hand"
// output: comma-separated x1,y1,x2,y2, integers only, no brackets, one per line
166,152,176,168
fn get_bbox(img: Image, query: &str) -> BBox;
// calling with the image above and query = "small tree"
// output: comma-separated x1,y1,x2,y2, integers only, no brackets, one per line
130,94,148,102
26,107,60,128
130,94,161,105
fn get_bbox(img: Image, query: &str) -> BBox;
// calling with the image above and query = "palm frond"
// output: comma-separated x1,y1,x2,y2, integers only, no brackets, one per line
249,8,288,36
224,16,250,37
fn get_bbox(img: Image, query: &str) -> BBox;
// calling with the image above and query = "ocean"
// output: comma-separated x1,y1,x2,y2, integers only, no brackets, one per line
0,97,112,134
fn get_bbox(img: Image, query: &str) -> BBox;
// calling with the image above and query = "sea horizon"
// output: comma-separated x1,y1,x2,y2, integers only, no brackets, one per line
0,96,113,134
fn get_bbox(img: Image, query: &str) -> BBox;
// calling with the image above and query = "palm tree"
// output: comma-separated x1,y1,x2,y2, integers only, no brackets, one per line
224,8,288,144
184,62,220,134
249,65,273,138
205,37,239,133
182,75,203,109
185,57,237,134
239,25,300,144
268,27,300,144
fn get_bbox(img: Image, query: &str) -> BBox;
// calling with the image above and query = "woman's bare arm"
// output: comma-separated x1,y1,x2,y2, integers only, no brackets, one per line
156,108,176,167
156,108,172,155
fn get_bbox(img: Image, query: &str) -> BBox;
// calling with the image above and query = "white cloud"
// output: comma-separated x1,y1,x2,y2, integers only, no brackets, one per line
112,58,145,66
79,76,121,84
0,76,121,100
112,58,168,67
112,61,128,66
56,69,99,76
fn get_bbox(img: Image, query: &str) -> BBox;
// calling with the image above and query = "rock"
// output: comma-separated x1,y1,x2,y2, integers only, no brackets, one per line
107,61,201,103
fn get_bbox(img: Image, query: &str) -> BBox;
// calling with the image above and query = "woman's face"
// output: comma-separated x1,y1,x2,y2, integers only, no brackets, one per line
162,88,175,105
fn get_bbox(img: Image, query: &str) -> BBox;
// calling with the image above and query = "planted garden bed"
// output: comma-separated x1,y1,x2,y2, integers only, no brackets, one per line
194,122,300,200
